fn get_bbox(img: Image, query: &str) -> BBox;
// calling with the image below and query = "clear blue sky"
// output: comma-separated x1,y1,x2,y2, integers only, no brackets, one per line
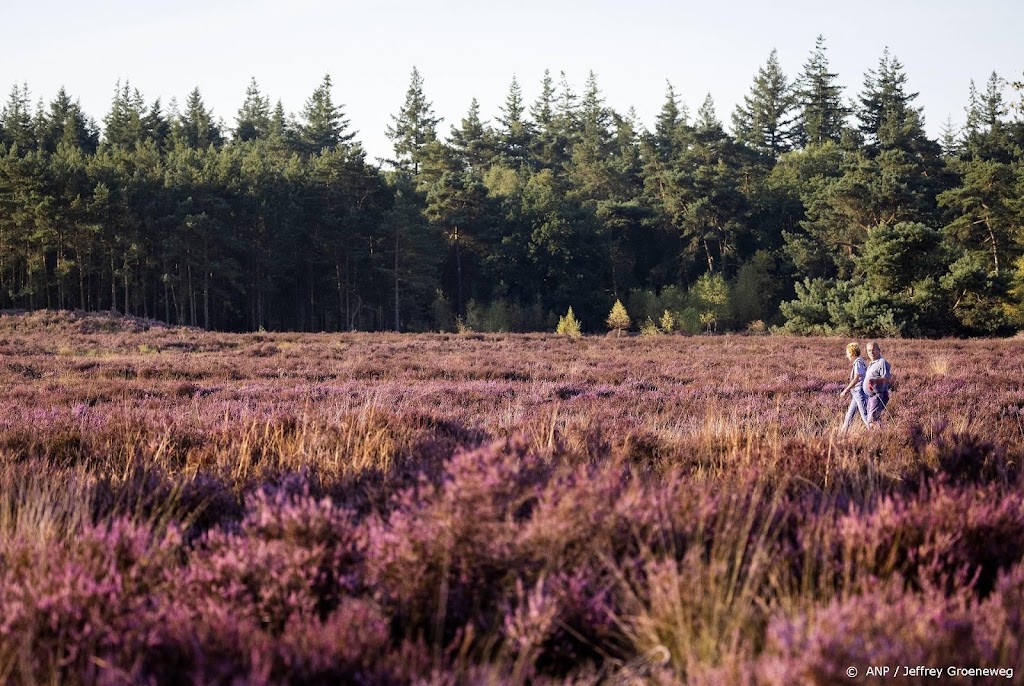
3,0,1021,161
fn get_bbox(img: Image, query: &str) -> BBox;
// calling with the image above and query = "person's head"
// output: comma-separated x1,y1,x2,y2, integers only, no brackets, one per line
846,342,860,360
866,341,881,360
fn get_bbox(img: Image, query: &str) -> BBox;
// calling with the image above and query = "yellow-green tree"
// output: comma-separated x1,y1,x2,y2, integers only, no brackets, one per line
556,306,582,340
606,299,631,336
659,309,677,333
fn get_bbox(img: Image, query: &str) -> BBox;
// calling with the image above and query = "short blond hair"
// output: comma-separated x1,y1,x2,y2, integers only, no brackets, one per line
846,342,860,357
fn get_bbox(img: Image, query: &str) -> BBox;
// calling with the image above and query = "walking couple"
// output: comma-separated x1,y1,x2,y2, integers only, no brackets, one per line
839,340,893,431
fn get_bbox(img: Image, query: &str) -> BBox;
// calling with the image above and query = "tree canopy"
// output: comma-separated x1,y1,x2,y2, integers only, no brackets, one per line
2,41,1024,336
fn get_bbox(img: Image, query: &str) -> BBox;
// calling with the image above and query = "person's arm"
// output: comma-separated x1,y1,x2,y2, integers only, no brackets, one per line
879,365,892,391
840,367,863,396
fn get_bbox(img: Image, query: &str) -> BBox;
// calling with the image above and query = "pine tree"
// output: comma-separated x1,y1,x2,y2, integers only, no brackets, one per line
569,71,616,202
795,35,849,147
1,83,36,152
857,48,927,153
530,69,564,168
964,80,984,139
269,99,289,142
939,158,1017,276
938,116,961,157
695,94,721,132
606,298,631,336
650,81,690,160
297,74,354,155
234,77,271,142
103,81,146,148
981,71,1007,130
38,87,98,154
176,87,223,149
142,99,170,149
449,98,494,172
530,70,556,131
497,76,532,168
731,49,798,157
386,67,441,174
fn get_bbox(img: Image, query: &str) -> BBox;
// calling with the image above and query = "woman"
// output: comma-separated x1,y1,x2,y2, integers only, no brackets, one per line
839,342,869,431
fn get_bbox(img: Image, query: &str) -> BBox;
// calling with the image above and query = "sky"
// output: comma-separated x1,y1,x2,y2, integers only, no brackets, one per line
3,0,1022,162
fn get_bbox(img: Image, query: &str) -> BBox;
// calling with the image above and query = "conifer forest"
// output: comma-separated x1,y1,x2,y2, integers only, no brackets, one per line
2,40,1024,336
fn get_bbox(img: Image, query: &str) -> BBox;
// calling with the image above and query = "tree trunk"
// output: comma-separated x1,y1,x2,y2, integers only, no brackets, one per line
110,256,117,313
454,225,463,315
394,229,401,331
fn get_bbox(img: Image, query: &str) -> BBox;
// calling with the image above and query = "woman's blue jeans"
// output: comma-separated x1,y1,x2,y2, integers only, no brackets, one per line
842,391,869,430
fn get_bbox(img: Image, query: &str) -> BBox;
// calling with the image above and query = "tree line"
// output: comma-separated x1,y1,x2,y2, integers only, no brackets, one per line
2,37,1023,335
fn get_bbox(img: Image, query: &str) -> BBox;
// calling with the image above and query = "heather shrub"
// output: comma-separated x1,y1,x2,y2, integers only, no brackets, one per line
975,563,1024,672
516,464,634,570
133,597,274,685
365,439,553,643
175,486,365,634
0,519,183,685
834,483,1024,597
501,570,617,676
909,421,1017,486
760,580,998,685
273,598,425,684
90,466,236,540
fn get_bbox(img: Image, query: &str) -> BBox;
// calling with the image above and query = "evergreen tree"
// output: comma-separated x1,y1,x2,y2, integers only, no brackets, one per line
297,74,355,156
1,83,36,152
142,99,170,149
449,98,495,172
175,87,223,150
386,67,441,174
530,69,563,168
234,77,272,142
269,100,289,143
531,70,556,130
650,81,690,161
938,116,961,158
939,158,1018,277
963,72,1013,161
964,79,984,139
857,48,929,154
422,163,490,315
981,71,1008,130
38,87,99,154
102,81,146,148
497,76,532,168
732,49,798,157
568,71,616,203
695,94,721,132
795,35,849,147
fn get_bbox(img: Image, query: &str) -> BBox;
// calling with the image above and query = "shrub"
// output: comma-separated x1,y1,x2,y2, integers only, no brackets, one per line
640,318,662,336
760,579,996,685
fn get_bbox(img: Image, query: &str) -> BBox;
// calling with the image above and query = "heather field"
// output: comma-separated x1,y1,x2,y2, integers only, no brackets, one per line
1,310,1024,685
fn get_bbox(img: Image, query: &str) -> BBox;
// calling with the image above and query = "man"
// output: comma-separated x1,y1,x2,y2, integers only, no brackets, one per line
861,340,892,427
